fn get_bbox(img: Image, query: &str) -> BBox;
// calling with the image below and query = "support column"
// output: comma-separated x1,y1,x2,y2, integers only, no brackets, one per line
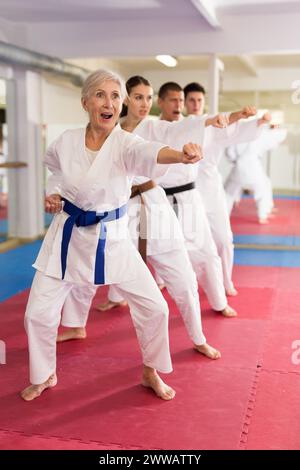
208,54,224,115
6,69,44,239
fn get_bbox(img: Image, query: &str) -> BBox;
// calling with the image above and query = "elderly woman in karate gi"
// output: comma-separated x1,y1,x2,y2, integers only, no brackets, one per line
21,69,203,402
58,75,227,359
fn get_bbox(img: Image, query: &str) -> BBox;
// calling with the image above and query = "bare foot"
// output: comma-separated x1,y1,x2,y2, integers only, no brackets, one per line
259,218,269,224
219,305,238,318
97,300,127,311
194,342,221,359
226,287,238,296
141,368,175,401
20,373,57,401
56,327,86,343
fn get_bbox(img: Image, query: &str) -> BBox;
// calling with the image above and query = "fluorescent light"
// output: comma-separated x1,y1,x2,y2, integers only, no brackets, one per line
156,55,178,67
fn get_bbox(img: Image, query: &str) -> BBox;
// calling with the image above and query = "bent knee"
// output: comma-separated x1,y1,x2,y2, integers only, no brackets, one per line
157,298,169,318
176,273,198,296
215,236,234,249
24,310,59,331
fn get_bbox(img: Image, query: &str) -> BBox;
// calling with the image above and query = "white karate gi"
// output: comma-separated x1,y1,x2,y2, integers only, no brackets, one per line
148,120,237,310
197,119,263,292
25,124,174,385
225,127,287,220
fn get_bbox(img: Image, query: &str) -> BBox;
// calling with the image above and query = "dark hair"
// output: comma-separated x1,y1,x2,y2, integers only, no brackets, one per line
183,82,206,98
158,82,183,99
120,75,151,117
0,108,6,124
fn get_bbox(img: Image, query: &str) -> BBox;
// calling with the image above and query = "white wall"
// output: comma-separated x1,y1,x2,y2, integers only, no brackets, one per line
267,138,300,190
42,78,86,126
41,78,88,177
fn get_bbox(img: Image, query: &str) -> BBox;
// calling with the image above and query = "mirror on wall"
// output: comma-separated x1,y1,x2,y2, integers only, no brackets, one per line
218,88,300,251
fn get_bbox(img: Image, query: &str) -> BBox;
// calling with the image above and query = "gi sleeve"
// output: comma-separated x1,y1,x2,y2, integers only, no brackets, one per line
141,116,206,148
44,138,63,196
204,117,263,150
122,133,169,179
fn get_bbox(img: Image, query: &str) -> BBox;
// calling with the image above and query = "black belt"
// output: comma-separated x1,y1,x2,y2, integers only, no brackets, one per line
162,182,195,217
163,181,195,196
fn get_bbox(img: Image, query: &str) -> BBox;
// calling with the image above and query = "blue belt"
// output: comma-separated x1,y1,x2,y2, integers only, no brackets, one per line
61,198,127,284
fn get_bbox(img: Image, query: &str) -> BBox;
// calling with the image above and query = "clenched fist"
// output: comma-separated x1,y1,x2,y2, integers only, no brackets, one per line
238,106,257,119
258,112,272,126
181,143,203,164
206,113,229,128
45,194,63,214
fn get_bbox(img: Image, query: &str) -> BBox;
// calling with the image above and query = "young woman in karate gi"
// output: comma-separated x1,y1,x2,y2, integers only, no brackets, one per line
20,70,203,402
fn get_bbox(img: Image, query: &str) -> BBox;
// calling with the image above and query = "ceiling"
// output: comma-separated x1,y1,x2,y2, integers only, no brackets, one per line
80,53,300,73
1,0,300,23
67,52,300,86
1,0,300,58
1,0,300,118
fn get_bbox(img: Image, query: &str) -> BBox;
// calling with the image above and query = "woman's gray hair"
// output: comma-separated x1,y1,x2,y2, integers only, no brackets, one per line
81,69,127,101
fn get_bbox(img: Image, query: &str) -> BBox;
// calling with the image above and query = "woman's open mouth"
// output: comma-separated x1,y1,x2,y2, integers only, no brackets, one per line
100,113,113,120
